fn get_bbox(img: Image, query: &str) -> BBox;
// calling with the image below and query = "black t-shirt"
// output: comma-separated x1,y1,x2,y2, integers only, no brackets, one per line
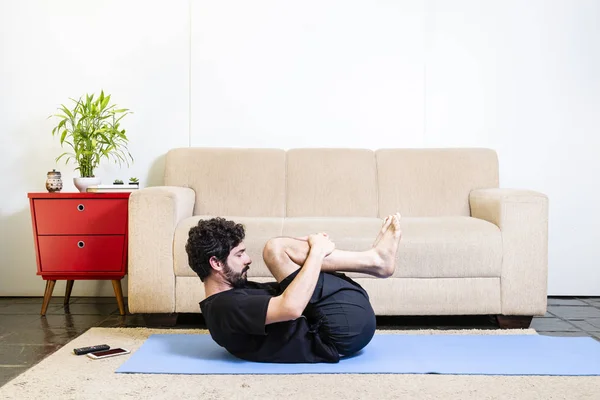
199,280,340,363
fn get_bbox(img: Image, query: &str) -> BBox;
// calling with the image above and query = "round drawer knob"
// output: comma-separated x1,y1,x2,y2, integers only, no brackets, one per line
77,241,85,248
77,204,85,211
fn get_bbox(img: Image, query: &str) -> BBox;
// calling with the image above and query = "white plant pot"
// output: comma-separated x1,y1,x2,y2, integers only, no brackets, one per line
73,177,101,193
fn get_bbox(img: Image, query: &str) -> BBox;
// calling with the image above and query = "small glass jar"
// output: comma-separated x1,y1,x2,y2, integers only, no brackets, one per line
46,169,63,193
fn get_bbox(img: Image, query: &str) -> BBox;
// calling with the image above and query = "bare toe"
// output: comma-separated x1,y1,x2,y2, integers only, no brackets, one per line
373,216,392,246
391,213,402,239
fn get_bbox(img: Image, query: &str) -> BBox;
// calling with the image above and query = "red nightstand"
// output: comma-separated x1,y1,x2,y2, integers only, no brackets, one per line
27,192,130,315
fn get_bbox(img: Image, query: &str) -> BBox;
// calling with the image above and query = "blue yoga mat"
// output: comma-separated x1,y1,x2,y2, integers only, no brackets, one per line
115,333,600,376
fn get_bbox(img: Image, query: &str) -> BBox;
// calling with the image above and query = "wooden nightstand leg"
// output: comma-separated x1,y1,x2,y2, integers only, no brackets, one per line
41,280,56,316
112,279,126,316
64,280,74,305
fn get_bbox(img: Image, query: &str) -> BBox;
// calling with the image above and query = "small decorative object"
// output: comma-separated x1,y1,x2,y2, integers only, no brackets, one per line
45,169,63,193
49,90,134,192
113,179,124,185
129,177,139,186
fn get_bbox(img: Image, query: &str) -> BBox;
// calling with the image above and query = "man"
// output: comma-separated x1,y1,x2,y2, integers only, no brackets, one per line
185,213,402,363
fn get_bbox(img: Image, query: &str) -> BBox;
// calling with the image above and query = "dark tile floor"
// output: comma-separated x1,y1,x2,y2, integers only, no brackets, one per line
1,296,599,387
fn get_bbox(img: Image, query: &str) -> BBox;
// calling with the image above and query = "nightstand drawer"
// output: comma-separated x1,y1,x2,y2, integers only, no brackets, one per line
34,199,128,235
37,235,125,272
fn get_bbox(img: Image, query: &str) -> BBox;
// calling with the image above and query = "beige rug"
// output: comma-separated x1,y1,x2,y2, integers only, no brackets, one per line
1,327,599,400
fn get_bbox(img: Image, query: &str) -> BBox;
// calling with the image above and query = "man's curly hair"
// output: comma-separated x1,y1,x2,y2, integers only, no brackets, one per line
185,217,246,282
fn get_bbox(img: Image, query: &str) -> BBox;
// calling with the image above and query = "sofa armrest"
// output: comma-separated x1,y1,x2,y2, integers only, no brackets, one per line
127,186,195,313
469,188,549,315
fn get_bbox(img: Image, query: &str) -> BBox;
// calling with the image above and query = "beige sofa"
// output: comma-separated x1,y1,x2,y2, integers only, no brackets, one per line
127,147,549,328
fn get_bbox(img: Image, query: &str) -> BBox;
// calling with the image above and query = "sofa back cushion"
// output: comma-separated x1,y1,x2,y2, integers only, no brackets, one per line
164,148,286,217
286,148,378,217
376,148,499,217
164,147,498,218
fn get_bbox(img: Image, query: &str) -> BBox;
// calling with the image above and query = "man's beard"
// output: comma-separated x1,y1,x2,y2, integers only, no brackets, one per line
223,263,249,289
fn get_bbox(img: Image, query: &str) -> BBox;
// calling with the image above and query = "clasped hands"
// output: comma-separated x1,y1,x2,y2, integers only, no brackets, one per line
307,232,335,257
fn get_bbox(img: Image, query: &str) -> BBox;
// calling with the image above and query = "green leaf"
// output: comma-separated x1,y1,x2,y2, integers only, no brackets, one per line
103,95,111,110
56,152,75,163
60,106,73,119
97,132,110,144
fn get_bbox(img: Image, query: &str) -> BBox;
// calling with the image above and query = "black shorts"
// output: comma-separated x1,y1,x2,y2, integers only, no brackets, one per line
279,269,376,356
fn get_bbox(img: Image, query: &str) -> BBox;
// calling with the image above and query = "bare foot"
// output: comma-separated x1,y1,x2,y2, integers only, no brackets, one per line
372,215,393,247
372,212,402,278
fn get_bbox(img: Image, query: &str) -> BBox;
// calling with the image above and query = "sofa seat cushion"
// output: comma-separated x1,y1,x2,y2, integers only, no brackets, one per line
283,216,502,279
174,216,501,280
387,216,501,279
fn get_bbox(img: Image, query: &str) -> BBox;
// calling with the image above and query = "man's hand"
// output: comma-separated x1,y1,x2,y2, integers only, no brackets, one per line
307,233,335,257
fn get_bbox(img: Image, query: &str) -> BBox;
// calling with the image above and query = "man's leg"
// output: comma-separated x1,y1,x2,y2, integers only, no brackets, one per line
262,213,402,283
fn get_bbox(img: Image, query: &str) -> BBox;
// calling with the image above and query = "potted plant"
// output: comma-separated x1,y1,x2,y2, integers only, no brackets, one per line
113,179,124,185
49,91,134,192
129,177,139,186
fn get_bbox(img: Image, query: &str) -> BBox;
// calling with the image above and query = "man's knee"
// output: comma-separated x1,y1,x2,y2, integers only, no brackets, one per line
262,237,287,264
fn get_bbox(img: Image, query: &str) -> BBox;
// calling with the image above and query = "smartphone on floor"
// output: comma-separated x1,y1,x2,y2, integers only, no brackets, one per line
86,348,130,360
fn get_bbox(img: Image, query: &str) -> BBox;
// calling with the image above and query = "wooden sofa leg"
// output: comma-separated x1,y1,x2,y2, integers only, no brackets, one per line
496,315,533,329
142,313,179,327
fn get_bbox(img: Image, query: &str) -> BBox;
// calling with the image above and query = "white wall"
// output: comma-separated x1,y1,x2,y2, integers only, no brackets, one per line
1,0,598,296
0,0,190,297
190,0,425,148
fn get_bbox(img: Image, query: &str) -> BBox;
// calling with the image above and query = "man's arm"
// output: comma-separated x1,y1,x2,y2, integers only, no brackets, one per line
265,233,333,325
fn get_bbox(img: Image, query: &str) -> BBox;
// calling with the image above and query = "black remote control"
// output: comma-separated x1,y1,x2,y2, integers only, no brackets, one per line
73,344,110,355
